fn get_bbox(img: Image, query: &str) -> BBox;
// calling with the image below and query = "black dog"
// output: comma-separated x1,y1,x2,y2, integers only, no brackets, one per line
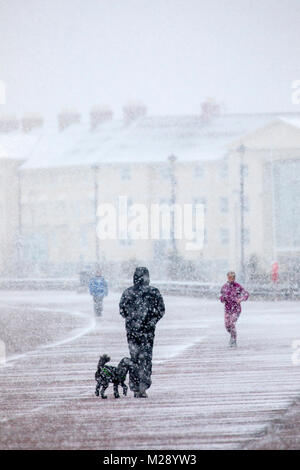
95,354,131,399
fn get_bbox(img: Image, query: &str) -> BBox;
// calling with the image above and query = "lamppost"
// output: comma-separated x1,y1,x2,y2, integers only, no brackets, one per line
92,163,100,267
17,169,23,274
237,144,246,281
168,154,177,277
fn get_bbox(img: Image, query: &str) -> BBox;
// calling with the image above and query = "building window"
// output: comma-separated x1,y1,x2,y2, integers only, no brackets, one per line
22,233,48,263
193,197,206,217
219,197,228,213
193,197,206,205
194,165,204,178
219,162,228,178
120,167,131,180
159,197,171,205
120,237,133,246
273,159,300,249
192,198,206,243
220,228,229,244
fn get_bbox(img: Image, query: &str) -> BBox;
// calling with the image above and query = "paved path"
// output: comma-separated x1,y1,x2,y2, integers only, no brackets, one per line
0,291,299,449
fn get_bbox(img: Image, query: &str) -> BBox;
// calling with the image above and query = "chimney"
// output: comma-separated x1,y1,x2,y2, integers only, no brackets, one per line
123,102,147,124
22,112,44,132
90,105,113,130
58,108,81,131
201,98,220,123
0,114,19,132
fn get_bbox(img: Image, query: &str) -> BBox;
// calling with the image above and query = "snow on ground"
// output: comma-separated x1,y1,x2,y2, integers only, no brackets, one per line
245,396,300,450
0,291,93,359
0,290,299,449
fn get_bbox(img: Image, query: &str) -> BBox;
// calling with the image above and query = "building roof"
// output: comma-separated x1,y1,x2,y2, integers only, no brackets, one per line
1,112,300,169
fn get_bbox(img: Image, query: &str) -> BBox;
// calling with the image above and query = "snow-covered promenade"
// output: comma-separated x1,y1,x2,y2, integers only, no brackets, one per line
0,290,299,449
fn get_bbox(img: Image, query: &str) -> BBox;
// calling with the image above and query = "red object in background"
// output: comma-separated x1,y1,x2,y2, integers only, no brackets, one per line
271,261,279,283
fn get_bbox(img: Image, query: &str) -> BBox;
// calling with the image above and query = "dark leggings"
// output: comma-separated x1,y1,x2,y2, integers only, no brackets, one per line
225,311,240,340
127,333,154,392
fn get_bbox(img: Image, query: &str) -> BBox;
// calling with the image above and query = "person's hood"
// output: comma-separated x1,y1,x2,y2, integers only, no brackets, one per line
133,267,150,286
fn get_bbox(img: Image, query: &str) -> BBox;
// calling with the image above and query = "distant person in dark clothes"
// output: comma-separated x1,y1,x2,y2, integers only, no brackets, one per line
119,267,165,398
220,271,249,348
89,271,108,316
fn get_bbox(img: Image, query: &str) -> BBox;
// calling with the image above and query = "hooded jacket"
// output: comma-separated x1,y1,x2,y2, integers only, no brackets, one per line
89,275,108,297
119,267,165,337
220,281,249,314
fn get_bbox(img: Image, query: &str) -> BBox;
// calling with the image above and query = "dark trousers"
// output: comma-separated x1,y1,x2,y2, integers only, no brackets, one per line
93,296,103,316
127,332,154,392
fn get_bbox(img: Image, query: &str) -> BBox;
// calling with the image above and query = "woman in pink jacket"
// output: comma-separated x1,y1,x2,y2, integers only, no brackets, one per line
220,271,249,348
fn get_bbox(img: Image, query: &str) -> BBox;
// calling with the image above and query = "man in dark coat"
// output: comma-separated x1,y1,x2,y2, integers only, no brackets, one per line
119,267,165,398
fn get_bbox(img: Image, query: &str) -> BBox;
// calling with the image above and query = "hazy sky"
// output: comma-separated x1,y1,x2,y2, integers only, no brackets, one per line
1,0,300,119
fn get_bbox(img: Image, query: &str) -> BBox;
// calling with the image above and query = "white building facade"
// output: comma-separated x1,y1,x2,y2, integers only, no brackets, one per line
1,112,300,282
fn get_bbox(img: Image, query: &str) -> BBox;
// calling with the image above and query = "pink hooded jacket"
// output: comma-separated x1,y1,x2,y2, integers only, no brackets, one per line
220,281,249,315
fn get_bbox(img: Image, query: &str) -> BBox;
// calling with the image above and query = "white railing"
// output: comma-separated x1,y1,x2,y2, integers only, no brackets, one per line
0,277,299,299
